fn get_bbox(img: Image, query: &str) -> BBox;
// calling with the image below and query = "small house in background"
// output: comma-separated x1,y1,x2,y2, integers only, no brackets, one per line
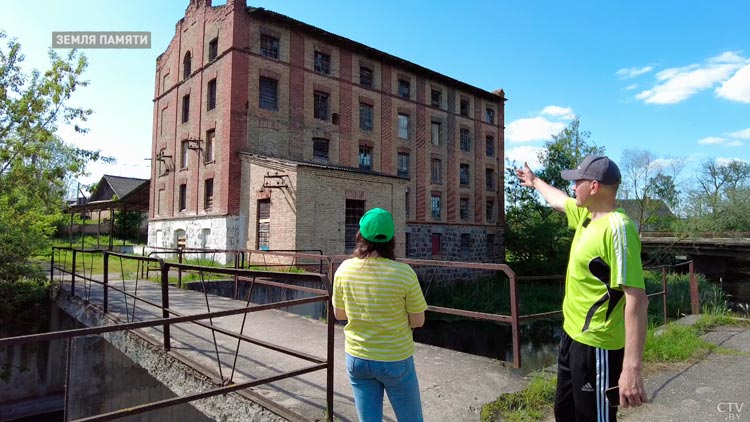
617,198,676,233
66,175,150,248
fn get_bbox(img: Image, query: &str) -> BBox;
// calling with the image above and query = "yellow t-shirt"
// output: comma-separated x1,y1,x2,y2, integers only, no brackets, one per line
333,257,428,361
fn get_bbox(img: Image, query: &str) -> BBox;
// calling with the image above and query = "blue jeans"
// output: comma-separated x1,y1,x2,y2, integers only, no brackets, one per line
345,353,423,422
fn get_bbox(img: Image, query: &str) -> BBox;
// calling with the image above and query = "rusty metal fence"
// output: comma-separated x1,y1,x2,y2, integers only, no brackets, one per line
12,247,337,422
6,247,702,421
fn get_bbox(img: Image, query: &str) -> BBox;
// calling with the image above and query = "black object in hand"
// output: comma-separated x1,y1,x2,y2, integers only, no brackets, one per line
605,386,620,407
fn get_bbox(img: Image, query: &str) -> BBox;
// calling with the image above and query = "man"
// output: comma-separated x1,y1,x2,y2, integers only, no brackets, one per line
516,155,648,422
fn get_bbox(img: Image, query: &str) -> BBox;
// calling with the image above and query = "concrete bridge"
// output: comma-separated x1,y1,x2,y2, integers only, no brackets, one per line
4,249,534,422
641,232,750,275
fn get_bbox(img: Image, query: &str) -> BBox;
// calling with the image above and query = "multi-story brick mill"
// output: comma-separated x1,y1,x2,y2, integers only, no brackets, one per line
148,0,506,262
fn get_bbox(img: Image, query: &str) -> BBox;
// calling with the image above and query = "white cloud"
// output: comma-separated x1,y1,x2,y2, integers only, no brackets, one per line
541,105,574,118
727,140,744,147
716,64,750,103
505,116,567,143
616,66,653,79
625,83,639,91
635,51,750,104
697,136,726,145
728,128,750,139
505,146,544,169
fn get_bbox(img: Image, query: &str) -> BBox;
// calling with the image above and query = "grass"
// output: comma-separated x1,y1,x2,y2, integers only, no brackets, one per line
481,308,746,422
481,373,557,422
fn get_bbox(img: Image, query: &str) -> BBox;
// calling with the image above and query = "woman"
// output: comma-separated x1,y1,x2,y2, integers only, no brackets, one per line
332,208,428,422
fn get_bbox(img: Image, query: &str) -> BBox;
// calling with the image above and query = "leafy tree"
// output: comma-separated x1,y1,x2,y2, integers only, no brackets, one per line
504,117,603,275
536,116,605,196
618,149,683,232
0,30,108,281
679,159,750,234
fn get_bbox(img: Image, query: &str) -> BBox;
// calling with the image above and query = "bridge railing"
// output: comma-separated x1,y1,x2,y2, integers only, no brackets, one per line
40,247,335,422
643,260,700,318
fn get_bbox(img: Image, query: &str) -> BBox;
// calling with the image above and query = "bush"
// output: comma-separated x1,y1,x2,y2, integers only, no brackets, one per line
0,280,51,337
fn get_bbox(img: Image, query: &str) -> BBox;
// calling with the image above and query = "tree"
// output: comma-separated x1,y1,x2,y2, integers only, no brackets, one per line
504,117,603,275
680,158,750,233
618,149,684,232
0,30,107,281
536,116,605,196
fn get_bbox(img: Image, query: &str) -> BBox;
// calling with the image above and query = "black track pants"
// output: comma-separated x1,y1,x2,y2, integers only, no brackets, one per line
554,331,624,422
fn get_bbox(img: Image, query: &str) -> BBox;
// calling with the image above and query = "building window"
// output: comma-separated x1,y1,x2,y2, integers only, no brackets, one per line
180,140,189,169
259,76,278,110
314,91,329,121
257,199,270,250
359,103,373,131
431,233,442,256
360,66,373,87
405,191,410,218
461,233,471,258
397,152,410,178
431,121,441,145
460,128,471,152
183,52,191,80
431,159,442,184
486,168,496,191
204,178,214,211
405,232,411,257
181,94,190,123
431,194,441,219
178,184,187,212
460,198,469,220
208,37,218,61
486,135,495,157
157,189,165,215
204,129,215,163
260,35,279,59
314,51,331,74
460,164,470,187
398,113,409,139
487,233,495,258
431,89,441,107
398,79,410,99
486,199,495,223
486,108,495,124
313,137,329,161
345,199,365,253
207,78,217,111
460,99,469,116
359,146,372,170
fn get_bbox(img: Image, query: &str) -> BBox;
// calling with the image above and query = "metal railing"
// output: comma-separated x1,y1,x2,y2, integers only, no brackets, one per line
32,247,703,419
27,247,336,422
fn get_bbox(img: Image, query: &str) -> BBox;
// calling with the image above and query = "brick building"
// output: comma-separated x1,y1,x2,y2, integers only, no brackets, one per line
148,0,506,263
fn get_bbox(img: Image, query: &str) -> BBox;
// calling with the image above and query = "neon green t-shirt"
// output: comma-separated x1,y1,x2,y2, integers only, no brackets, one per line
562,198,645,350
333,257,428,362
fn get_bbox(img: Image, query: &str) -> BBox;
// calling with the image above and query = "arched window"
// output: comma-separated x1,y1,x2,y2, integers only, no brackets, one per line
183,52,192,80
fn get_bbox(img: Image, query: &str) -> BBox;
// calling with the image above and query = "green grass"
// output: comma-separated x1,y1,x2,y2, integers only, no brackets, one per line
482,309,744,422
481,373,557,422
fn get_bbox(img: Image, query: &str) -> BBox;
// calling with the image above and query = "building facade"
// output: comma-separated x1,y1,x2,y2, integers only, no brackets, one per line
148,0,506,263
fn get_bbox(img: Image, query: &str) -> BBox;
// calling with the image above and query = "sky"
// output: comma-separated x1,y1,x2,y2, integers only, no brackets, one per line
2,0,748,193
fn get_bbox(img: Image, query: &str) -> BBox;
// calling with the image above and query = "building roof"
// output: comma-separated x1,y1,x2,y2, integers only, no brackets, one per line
617,198,675,220
68,175,150,213
92,175,150,201
244,7,506,103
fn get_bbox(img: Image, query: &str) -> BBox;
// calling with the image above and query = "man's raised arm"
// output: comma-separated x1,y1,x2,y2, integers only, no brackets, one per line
515,162,570,212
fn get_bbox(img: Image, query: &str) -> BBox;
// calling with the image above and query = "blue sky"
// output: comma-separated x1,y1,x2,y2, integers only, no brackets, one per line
2,0,748,191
